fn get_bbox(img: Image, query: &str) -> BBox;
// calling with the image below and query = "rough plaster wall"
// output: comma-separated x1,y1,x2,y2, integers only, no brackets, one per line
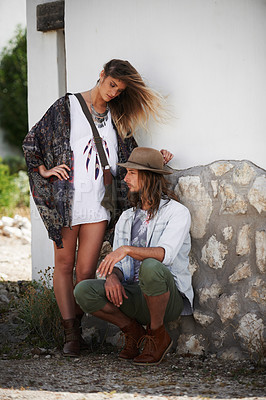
83,160,266,360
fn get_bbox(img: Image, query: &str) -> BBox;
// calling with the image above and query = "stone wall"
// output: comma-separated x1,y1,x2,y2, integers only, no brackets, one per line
83,160,265,361
168,160,266,360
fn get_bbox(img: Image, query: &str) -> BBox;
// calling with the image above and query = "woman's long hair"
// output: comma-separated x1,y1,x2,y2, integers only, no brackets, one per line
129,170,178,220
103,59,168,138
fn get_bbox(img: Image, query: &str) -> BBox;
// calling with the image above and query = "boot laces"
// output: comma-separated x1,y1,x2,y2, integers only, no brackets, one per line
119,331,138,350
137,334,157,354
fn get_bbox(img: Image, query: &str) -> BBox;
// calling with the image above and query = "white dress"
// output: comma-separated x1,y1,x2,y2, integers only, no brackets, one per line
69,94,118,226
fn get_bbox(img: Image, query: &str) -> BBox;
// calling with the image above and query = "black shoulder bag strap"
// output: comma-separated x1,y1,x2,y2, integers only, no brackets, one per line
74,92,112,185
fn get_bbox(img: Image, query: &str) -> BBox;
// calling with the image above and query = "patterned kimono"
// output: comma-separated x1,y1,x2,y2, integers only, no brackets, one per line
23,93,137,248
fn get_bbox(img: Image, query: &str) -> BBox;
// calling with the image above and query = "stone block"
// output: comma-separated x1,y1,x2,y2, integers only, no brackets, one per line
201,235,228,269
177,334,205,355
188,254,199,276
210,161,234,176
212,329,227,349
236,313,264,354
1,216,14,227
198,283,223,304
82,326,100,344
175,176,212,239
255,231,266,273
193,310,214,327
211,180,218,197
245,278,266,305
233,162,255,185
229,261,251,283
220,347,244,360
219,182,248,214
248,176,266,213
222,226,233,241
217,294,239,323
236,224,251,256
3,226,22,239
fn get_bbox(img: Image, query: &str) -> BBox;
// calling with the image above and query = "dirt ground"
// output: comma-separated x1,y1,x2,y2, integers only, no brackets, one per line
0,235,31,281
0,352,265,400
0,233,265,400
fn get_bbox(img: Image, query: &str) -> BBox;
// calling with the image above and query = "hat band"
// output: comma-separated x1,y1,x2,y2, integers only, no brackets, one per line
126,160,162,170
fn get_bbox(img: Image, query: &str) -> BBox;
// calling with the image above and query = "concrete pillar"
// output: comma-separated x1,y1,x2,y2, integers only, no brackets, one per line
26,0,66,280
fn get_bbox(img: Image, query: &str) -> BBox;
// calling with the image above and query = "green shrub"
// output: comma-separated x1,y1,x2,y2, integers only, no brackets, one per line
0,161,17,214
13,170,30,208
16,267,63,348
2,155,26,174
0,158,30,216
0,26,28,150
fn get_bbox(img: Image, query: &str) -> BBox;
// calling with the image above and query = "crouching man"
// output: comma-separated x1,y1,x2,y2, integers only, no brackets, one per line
74,147,193,365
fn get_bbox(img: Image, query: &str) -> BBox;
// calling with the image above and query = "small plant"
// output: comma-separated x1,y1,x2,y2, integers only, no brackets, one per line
0,160,17,214
13,170,30,208
15,267,63,348
0,26,28,150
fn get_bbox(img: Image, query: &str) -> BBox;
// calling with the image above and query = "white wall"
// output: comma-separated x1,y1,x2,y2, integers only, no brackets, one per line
26,0,66,280
65,0,266,170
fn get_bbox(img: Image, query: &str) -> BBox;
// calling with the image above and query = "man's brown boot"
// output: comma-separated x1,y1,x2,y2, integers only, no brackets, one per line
62,318,80,357
119,320,146,360
133,324,173,365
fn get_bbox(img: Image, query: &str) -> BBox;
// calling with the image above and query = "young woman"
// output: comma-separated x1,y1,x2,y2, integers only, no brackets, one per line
23,59,173,356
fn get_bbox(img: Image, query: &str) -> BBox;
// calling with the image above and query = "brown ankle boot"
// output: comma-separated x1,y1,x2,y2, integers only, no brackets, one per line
62,318,80,357
119,320,146,360
133,324,173,365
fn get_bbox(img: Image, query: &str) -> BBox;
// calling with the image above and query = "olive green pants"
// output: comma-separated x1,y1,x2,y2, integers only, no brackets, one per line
74,258,183,325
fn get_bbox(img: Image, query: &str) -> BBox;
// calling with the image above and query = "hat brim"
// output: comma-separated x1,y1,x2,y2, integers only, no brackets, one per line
117,161,173,175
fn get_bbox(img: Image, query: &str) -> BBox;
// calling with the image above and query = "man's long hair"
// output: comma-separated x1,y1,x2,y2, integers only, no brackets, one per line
128,170,178,220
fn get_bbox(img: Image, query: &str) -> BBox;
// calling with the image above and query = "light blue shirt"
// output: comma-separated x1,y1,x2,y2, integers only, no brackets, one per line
113,198,194,308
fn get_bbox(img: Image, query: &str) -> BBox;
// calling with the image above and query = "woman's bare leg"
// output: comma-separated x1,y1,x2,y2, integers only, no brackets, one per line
53,221,107,319
75,221,108,284
53,226,80,320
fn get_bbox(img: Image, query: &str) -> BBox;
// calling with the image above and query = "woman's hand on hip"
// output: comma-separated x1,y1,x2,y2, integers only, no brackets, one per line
160,149,174,165
38,164,70,180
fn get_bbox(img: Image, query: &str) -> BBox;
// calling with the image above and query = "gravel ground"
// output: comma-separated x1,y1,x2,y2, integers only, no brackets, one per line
0,233,265,400
0,352,266,400
0,235,31,281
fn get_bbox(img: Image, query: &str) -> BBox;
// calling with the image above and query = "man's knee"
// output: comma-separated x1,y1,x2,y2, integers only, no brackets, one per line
139,258,165,284
74,279,106,313
74,280,92,306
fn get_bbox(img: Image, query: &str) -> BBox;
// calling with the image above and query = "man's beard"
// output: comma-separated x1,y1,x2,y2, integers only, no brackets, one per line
128,190,142,208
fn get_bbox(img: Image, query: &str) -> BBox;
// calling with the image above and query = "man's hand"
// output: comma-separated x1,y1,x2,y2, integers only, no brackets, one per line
38,164,70,180
104,273,128,307
98,245,165,279
97,246,128,278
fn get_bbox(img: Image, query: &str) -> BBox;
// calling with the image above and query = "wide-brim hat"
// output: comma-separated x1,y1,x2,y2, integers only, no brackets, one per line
117,147,173,175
